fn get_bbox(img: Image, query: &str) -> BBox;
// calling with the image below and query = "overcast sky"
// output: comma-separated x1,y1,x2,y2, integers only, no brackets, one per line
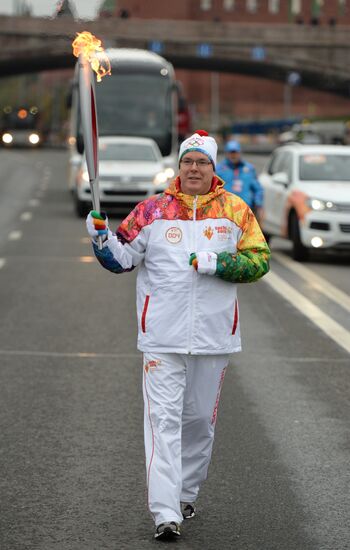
0,1,100,19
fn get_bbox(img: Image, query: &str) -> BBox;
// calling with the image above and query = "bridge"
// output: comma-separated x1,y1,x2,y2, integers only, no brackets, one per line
1,15,350,95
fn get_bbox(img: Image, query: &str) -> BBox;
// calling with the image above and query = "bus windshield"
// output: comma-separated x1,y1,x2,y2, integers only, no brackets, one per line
94,73,173,156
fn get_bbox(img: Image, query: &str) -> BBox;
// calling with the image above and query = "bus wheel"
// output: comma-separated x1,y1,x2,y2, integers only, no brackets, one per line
291,213,309,262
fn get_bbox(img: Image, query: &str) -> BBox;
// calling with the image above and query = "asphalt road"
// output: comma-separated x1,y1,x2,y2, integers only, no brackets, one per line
0,149,349,550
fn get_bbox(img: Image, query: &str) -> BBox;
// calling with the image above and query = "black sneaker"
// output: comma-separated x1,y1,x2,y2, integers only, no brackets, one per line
154,521,181,540
180,502,196,519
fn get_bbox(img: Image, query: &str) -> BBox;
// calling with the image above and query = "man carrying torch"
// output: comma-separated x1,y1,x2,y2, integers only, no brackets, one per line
86,129,271,540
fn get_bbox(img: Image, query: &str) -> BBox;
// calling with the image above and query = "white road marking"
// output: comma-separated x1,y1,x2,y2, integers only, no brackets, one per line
0,349,141,359
0,255,95,263
28,199,40,207
264,271,350,355
0,346,346,362
8,230,22,240
20,212,32,221
274,251,350,313
0,259,6,270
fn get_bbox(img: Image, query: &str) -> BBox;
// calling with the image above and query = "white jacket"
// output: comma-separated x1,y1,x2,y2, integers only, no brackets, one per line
93,177,270,354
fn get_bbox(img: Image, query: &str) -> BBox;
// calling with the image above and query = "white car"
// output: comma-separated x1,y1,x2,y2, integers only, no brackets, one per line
74,136,175,217
259,143,350,261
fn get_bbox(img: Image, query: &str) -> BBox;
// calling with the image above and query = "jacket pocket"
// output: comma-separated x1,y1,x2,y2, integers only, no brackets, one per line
141,295,150,333
231,299,239,335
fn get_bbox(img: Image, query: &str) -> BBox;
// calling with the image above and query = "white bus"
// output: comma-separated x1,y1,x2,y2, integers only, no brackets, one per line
67,48,179,212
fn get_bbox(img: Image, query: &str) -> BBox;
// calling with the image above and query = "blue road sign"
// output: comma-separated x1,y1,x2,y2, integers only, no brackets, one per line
197,43,213,58
251,46,266,61
149,41,163,54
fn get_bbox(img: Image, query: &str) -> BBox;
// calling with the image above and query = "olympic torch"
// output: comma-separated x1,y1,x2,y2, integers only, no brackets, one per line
72,31,111,250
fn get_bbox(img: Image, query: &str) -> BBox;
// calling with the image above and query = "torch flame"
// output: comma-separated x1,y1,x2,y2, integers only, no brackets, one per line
72,31,111,82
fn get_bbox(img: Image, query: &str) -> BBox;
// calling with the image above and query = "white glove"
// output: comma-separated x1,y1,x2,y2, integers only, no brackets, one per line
189,251,217,275
86,210,110,243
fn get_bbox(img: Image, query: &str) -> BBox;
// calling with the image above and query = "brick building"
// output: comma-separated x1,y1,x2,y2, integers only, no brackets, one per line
98,1,350,131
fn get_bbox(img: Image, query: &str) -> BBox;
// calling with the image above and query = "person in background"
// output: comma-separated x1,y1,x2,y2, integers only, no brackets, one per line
86,130,270,541
216,140,264,223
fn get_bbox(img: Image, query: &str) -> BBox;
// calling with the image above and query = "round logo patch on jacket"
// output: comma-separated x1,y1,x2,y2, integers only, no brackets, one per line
165,227,182,244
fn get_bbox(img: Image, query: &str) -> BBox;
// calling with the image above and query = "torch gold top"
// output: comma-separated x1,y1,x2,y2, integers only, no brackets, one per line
72,31,111,82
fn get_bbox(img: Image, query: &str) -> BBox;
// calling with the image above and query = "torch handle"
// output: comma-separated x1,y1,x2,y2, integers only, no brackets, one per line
78,55,103,250
90,187,103,250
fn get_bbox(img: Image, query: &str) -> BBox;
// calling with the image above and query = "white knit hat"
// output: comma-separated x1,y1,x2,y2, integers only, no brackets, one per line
179,130,217,168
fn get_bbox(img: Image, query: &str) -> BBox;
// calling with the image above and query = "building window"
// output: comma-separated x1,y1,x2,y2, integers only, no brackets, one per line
338,0,346,16
223,0,235,10
268,0,280,13
200,0,212,10
290,0,301,15
246,0,258,12
311,0,324,17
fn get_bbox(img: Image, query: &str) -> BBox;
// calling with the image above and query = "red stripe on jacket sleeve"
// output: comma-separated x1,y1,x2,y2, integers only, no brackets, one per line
141,295,150,333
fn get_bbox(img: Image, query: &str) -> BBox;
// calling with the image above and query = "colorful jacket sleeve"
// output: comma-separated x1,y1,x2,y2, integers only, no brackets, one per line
92,205,146,274
215,206,270,283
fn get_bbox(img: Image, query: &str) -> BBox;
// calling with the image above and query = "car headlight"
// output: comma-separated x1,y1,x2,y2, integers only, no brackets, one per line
308,198,338,211
29,133,40,145
2,133,13,144
153,171,169,186
81,169,90,183
164,167,175,179
77,169,90,186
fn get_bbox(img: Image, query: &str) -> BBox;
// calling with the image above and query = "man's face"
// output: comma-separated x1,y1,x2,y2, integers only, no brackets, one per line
228,150,241,162
179,151,214,196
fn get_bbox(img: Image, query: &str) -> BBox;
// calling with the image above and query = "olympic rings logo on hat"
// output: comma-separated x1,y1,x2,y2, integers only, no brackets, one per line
186,137,205,147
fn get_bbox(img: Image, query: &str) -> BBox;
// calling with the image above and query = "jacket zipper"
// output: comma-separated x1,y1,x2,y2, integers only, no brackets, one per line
188,195,198,354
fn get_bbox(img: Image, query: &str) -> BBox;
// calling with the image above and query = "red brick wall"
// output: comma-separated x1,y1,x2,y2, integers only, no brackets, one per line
103,1,350,127
113,0,350,24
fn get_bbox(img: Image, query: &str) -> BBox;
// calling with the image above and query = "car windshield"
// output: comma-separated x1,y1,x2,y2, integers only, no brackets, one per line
99,143,159,162
299,154,350,181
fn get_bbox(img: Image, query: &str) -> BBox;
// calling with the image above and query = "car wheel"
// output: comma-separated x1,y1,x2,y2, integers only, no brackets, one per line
290,213,309,262
74,193,90,218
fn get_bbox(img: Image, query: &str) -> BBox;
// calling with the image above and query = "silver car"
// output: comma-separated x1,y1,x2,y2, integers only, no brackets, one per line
74,136,175,216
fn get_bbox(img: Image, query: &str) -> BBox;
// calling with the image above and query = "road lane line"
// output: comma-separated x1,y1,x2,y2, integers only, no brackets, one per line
239,353,348,363
0,349,141,359
8,230,22,240
264,271,350,355
28,199,40,207
0,348,347,363
20,212,33,221
273,251,350,313
0,259,6,270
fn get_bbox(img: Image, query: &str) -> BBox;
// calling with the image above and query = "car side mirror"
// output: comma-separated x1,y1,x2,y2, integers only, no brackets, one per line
272,171,289,187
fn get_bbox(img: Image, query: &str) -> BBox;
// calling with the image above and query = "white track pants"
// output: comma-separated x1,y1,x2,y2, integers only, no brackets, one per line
142,352,229,526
